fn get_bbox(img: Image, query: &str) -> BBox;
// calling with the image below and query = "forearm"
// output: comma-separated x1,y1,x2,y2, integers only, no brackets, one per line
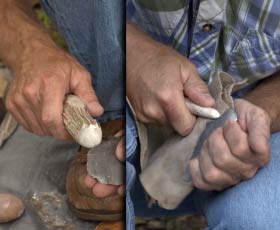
244,72,280,133
126,21,164,78
0,0,57,73
126,21,159,57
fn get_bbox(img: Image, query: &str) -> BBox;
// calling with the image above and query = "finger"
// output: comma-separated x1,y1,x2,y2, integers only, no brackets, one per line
181,64,215,107
92,183,118,198
5,96,30,131
22,84,50,134
234,99,270,166
136,112,155,124
115,136,125,162
8,108,31,132
209,125,257,180
188,158,218,191
84,175,98,188
114,129,125,138
162,91,195,136
246,112,270,166
40,81,72,140
71,76,104,117
117,185,125,197
142,102,166,125
223,120,254,162
198,141,240,188
13,94,45,135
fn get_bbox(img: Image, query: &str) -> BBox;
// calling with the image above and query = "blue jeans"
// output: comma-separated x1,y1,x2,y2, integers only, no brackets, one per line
40,0,125,122
126,105,280,230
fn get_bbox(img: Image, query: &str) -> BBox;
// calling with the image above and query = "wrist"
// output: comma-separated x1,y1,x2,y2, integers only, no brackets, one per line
13,36,63,74
244,82,279,133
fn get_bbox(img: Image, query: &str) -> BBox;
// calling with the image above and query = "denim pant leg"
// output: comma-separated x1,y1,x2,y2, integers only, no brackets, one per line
40,0,125,122
193,131,280,230
127,105,280,229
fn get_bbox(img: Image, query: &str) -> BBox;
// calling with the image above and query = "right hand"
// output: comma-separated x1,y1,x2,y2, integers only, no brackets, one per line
127,41,215,136
6,44,103,139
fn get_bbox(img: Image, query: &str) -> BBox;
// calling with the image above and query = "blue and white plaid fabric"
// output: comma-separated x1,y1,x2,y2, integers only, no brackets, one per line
127,0,280,85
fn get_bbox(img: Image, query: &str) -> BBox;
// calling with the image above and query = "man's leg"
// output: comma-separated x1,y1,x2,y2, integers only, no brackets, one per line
127,103,280,229
193,131,280,230
40,0,125,216
40,0,125,122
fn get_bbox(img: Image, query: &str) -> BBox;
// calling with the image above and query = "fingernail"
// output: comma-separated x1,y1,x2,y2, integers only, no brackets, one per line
202,93,214,100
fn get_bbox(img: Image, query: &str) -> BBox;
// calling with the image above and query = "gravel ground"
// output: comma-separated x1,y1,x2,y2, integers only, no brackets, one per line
135,215,207,230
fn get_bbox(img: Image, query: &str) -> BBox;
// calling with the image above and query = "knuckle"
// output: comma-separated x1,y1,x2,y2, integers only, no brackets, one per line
23,85,36,99
213,152,230,169
233,143,249,158
204,168,220,183
158,92,174,108
143,104,160,119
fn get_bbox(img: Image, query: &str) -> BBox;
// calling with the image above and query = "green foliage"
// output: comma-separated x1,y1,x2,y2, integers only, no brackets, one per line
35,9,67,50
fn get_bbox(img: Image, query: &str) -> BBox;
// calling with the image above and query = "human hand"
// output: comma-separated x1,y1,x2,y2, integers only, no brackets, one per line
85,129,126,197
189,99,271,191
6,45,103,139
127,24,214,136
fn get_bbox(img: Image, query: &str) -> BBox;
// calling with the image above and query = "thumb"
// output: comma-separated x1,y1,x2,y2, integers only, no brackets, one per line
182,66,215,107
72,79,104,117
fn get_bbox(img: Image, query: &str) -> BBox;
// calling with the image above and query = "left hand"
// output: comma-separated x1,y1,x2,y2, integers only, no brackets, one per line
189,99,271,191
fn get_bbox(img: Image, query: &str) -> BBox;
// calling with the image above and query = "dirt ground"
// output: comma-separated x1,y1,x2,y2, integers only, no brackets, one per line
135,215,207,230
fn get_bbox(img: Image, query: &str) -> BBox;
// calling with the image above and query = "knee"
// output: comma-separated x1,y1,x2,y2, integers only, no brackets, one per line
204,185,279,229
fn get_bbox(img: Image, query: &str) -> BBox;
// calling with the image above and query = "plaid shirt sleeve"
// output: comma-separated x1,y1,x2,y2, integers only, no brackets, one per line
127,0,280,86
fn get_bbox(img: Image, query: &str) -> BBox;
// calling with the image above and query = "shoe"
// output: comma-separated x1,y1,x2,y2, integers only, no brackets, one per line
66,120,125,221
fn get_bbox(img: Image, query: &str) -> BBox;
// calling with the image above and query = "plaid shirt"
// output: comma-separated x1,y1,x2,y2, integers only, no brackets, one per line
127,0,280,86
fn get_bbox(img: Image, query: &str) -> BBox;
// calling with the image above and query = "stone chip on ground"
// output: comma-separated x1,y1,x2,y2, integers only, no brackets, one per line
0,193,24,223
0,126,98,229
